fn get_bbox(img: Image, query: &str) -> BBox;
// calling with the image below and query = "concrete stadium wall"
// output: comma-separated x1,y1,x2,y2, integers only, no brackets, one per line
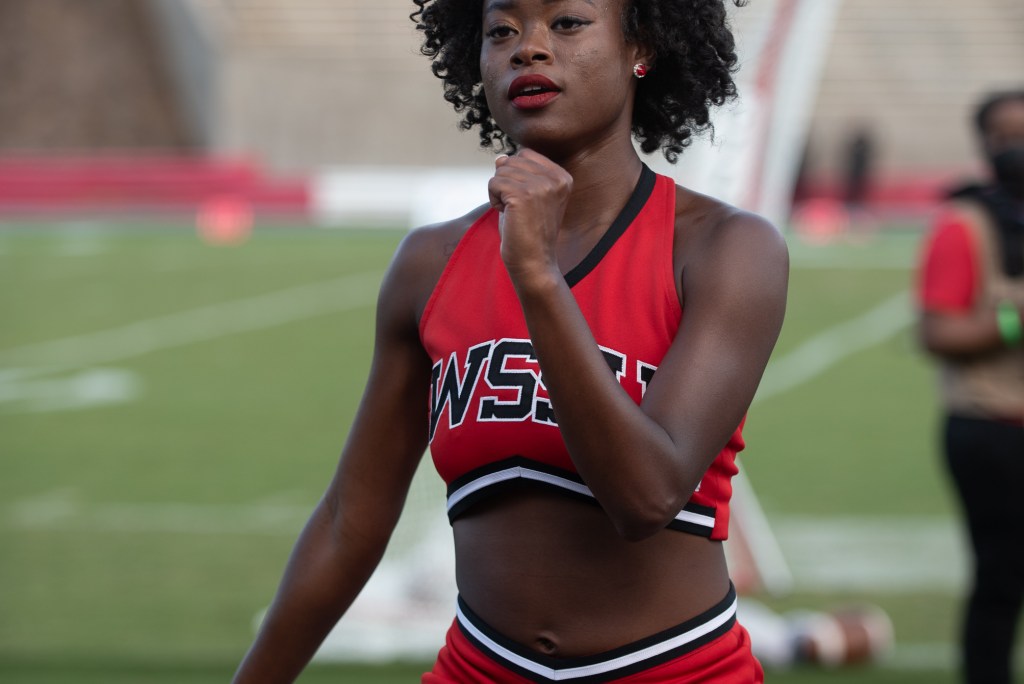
145,0,1023,182
7,0,1020,187
0,0,191,151
147,0,494,173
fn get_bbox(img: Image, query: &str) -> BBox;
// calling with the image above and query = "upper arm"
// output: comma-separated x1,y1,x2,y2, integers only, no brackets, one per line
322,230,440,544
915,210,1005,357
641,209,789,469
917,212,978,315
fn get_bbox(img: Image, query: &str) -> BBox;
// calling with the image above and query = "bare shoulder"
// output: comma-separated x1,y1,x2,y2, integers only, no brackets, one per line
406,203,489,257
382,203,492,324
674,185,787,273
674,185,787,264
672,185,788,310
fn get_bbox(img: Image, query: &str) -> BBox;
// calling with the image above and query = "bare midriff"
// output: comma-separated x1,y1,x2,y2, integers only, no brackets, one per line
452,484,730,658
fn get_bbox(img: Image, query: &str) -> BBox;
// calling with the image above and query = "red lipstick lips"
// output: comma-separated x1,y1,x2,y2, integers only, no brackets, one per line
508,74,561,110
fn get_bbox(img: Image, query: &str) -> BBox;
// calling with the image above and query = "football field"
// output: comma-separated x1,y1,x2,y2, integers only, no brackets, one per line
0,220,982,682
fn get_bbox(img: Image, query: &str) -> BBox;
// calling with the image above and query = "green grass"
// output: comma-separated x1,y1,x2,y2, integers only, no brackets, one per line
0,223,973,682
0,660,958,684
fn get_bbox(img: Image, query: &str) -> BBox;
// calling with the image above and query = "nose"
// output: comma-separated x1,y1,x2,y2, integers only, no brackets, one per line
510,26,551,66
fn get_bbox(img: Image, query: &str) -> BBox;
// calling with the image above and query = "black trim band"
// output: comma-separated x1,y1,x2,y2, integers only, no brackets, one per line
445,456,716,537
564,164,657,288
455,583,737,683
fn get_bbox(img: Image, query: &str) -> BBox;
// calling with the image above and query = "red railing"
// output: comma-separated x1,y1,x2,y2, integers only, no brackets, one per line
0,155,310,215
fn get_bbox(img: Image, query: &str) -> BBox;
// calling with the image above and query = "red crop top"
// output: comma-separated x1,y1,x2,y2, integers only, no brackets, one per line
418,165,744,540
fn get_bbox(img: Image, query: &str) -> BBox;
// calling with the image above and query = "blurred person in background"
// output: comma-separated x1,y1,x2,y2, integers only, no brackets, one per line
233,0,789,681
916,89,1024,684
842,127,875,216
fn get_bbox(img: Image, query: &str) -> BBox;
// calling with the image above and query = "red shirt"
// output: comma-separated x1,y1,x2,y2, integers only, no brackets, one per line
918,210,979,313
419,166,743,540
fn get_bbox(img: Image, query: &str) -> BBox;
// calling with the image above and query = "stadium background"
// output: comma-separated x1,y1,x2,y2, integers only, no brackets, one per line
1,0,1023,682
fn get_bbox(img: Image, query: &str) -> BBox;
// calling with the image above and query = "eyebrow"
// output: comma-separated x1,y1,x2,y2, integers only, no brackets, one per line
484,0,596,13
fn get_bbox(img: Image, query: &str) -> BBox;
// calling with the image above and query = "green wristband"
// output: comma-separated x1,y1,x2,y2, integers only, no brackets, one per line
996,300,1023,348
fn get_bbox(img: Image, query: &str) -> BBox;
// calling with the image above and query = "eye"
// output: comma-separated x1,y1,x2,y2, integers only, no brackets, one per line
552,15,589,31
485,24,516,39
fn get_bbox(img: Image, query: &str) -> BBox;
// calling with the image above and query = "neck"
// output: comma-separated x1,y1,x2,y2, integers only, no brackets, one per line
547,135,646,234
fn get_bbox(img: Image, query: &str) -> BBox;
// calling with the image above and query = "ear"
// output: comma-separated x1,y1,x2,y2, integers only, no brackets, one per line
630,43,656,71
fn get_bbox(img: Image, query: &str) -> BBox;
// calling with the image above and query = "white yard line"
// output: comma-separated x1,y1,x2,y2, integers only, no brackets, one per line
888,642,957,671
7,489,313,536
4,284,943,596
772,515,966,593
789,257,913,270
4,489,964,592
754,290,913,404
787,239,917,271
0,270,383,369
4,489,965,671
3,286,920,543
735,290,919,595
2,284,964,671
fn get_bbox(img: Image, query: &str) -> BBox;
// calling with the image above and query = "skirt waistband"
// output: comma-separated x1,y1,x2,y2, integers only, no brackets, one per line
455,583,738,682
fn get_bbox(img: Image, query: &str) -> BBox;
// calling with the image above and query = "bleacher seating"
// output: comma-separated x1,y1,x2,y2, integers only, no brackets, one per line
168,0,1023,185
810,0,1024,182
2,0,1021,217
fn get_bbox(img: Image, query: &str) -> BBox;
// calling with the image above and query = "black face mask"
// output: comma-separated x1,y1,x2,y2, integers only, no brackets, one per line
991,145,1024,199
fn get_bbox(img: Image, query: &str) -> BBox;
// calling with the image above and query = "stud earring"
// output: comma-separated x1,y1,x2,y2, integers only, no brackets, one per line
632,63,648,79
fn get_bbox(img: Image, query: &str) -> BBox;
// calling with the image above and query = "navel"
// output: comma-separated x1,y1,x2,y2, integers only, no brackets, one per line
533,633,560,656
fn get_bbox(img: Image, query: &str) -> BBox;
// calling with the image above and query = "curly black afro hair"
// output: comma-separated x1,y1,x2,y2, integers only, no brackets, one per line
411,0,747,162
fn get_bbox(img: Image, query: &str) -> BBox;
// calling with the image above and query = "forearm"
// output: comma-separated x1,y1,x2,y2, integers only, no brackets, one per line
232,500,389,683
920,304,1024,358
491,153,785,540
514,275,689,538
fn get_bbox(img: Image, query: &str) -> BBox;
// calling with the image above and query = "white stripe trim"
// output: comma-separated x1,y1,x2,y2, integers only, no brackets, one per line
446,466,714,530
456,597,738,681
446,466,591,513
673,508,715,530
446,468,521,513
520,469,593,498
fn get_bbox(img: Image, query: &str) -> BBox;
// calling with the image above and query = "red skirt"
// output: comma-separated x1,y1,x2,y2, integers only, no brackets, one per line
423,584,763,683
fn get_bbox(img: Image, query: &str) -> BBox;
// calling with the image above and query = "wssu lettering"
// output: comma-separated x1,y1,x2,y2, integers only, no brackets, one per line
428,338,653,442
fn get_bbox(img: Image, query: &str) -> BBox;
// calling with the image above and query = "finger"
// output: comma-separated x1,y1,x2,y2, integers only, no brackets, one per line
498,151,571,187
488,175,536,213
488,175,510,212
492,155,555,186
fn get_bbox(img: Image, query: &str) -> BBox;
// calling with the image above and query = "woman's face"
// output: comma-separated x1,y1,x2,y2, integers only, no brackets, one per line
984,98,1024,155
478,0,644,157
984,98,1024,197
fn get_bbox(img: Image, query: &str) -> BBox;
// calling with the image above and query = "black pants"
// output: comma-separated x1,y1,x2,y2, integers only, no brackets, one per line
945,414,1024,684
